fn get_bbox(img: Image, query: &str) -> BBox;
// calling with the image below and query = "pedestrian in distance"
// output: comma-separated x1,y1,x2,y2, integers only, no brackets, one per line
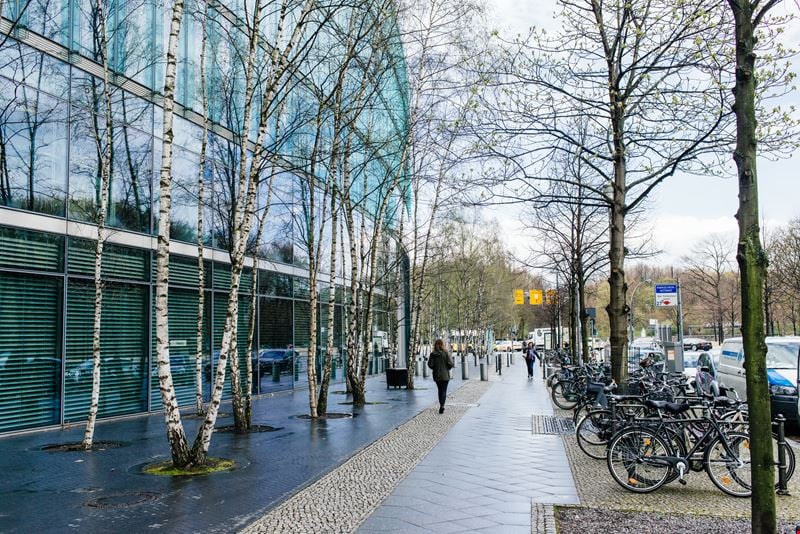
524,342,535,379
428,339,454,414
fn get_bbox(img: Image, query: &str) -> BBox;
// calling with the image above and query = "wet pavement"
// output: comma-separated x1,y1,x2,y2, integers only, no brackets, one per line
0,362,480,534
357,360,579,533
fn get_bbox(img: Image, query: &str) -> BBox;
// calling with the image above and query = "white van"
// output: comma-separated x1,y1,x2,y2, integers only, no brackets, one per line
717,336,800,424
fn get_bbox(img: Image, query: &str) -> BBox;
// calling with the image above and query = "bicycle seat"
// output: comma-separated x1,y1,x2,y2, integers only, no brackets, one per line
713,396,739,408
644,399,691,415
608,394,642,402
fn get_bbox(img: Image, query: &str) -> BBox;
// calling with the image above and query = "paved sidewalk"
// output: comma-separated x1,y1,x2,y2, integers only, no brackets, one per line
356,360,579,533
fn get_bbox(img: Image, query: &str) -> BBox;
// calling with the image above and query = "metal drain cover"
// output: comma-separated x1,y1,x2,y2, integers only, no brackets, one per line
531,415,575,435
85,491,162,509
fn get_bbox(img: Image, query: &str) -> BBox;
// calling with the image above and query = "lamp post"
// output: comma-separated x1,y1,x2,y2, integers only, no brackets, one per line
629,278,652,343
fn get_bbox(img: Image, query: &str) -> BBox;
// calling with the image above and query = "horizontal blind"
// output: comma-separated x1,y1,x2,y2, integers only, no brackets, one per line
150,288,209,409
68,239,149,281
64,281,148,422
212,292,252,399
0,272,62,431
153,254,210,288
0,226,64,272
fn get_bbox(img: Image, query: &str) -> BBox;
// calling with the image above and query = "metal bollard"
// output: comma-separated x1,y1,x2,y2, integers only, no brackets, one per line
422,357,428,378
480,358,487,381
609,397,617,436
461,354,468,380
775,414,791,495
415,359,420,376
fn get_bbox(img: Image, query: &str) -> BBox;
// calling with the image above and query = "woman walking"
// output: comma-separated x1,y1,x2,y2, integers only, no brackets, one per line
524,342,535,379
428,339,455,413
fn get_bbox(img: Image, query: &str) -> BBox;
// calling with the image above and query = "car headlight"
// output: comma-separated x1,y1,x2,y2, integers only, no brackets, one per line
769,384,798,396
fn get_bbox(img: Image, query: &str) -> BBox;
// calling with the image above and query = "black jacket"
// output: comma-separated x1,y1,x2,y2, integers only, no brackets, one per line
427,349,454,381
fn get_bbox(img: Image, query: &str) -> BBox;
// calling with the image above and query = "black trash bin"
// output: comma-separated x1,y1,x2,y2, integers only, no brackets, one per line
386,368,408,389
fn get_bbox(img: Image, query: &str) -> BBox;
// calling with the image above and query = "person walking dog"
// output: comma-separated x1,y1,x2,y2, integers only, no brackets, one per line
428,339,455,413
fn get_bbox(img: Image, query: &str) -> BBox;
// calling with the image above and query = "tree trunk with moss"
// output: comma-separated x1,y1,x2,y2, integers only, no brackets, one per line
728,1,778,532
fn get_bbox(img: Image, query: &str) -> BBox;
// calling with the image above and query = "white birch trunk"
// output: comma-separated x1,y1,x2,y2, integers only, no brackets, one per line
83,0,114,450
195,0,209,416
190,0,316,454
155,0,191,467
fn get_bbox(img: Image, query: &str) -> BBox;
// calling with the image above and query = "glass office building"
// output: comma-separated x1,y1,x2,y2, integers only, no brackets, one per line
0,0,409,433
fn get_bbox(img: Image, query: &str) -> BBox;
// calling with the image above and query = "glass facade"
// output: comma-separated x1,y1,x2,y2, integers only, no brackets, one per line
0,0,406,433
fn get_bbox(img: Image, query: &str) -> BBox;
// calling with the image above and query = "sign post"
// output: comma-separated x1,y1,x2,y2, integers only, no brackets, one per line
654,284,678,307
654,283,684,372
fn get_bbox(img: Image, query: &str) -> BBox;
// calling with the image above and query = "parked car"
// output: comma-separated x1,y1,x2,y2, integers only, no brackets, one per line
716,336,799,424
683,350,716,379
493,339,513,352
256,349,294,374
683,337,712,351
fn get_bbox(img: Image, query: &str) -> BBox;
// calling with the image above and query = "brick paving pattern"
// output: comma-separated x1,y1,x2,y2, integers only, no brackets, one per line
357,363,578,533
243,380,491,534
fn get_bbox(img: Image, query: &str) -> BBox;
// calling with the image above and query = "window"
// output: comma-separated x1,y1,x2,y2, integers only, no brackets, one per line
151,287,209,408
0,272,62,432
0,78,68,215
64,281,148,422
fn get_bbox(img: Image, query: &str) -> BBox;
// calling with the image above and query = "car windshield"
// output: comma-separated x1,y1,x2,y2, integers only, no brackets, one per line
766,343,799,370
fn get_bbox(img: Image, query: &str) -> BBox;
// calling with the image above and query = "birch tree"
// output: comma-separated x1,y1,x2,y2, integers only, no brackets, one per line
194,0,209,416
154,0,192,467
82,0,114,450
198,0,322,441
397,0,487,387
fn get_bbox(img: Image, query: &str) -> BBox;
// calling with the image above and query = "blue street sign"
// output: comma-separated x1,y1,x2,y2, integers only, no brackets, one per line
655,284,678,307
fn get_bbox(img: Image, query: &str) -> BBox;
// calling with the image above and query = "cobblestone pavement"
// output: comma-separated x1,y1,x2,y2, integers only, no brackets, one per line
242,380,491,533
556,507,798,534
356,361,578,533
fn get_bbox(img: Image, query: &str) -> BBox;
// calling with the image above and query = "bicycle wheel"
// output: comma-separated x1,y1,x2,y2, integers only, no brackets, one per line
704,431,751,497
573,403,592,426
576,409,613,460
547,373,559,389
551,381,580,410
607,427,672,493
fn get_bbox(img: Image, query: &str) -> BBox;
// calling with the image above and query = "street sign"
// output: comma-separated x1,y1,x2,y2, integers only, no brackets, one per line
655,284,678,307
529,289,542,305
513,289,524,305
545,290,558,305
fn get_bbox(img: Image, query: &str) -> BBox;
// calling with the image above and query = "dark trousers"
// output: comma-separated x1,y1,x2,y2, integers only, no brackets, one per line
525,358,534,377
435,380,449,407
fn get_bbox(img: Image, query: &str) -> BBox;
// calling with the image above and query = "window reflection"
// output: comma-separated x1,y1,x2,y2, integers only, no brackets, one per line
257,297,293,393
0,77,68,215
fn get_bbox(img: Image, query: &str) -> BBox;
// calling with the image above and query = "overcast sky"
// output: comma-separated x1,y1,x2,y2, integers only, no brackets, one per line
481,0,800,269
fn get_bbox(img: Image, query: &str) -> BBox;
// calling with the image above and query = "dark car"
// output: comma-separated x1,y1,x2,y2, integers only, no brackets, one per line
256,349,294,375
683,337,712,351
